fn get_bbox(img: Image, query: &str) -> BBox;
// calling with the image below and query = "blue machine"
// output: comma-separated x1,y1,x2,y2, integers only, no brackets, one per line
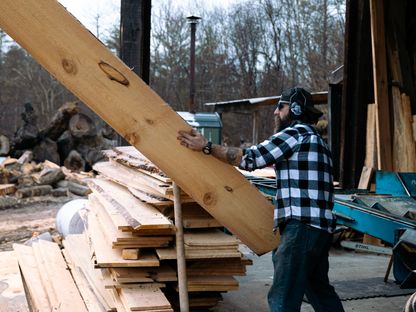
246,171,416,287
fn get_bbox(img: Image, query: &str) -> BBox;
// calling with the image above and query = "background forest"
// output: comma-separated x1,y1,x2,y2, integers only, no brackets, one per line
0,0,345,147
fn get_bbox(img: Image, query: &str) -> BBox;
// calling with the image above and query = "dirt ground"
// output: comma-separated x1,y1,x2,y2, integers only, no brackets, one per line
0,195,81,251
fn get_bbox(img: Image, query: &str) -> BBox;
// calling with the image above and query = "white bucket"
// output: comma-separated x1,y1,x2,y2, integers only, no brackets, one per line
55,198,88,237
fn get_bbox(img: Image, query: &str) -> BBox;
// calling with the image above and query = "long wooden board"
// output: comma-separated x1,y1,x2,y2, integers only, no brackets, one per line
13,244,51,311
0,251,29,312
369,0,392,171
63,234,116,311
0,0,278,254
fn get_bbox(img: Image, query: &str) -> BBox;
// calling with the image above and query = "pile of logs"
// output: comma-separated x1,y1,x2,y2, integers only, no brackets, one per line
13,146,253,311
0,150,92,206
10,101,117,171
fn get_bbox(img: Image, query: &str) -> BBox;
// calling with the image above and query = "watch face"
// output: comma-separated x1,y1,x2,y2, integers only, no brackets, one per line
203,141,212,154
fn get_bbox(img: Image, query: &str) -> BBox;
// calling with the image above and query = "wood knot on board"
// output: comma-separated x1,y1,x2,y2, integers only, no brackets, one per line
224,186,233,192
145,118,154,125
98,61,129,86
62,58,77,75
124,132,140,145
203,192,216,205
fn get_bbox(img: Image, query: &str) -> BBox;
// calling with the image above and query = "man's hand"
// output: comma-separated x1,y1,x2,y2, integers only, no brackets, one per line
177,129,244,166
177,128,207,152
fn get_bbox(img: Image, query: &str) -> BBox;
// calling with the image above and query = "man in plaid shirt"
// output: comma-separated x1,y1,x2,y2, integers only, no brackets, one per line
178,87,344,311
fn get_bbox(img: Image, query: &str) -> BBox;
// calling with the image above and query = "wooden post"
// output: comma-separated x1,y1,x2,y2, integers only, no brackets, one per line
173,182,189,312
252,110,259,144
369,0,393,171
120,0,151,84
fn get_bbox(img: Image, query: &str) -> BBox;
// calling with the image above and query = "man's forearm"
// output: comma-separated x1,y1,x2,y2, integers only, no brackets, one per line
177,129,244,166
211,144,243,166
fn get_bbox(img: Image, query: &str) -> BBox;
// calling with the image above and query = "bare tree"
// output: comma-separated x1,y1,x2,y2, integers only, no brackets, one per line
150,2,189,111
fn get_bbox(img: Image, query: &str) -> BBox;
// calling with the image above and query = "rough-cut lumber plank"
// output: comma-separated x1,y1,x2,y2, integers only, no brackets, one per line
128,187,175,208
89,192,128,232
184,229,239,247
110,266,177,283
122,249,141,260
182,276,239,292
90,179,174,232
63,234,116,311
35,240,88,312
88,195,173,249
413,115,416,142
0,0,277,255
118,286,173,312
392,91,416,172
108,288,128,312
369,0,392,171
181,204,221,229
12,244,51,311
187,259,249,276
358,166,373,190
93,161,171,198
62,248,109,312
156,247,241,260
0,251,29,312
364,103,377,168
107,147,166,176
31,241,59,309
87,205,160,268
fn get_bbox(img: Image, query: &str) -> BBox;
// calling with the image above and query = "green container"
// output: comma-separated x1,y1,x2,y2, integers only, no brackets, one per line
177,112,222,144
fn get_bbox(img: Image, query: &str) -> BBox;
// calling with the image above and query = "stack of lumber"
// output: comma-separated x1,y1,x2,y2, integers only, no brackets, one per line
83,146,252,310
12,146,252,311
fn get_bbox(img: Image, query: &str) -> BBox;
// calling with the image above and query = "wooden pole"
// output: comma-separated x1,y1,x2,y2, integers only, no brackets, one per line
369,0,393,171
173,182,189,312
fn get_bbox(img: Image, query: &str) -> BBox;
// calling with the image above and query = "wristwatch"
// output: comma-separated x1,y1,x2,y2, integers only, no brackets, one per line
202,141,212,155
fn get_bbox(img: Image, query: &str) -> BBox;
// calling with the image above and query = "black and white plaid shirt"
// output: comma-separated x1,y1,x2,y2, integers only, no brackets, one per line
239,122,336,233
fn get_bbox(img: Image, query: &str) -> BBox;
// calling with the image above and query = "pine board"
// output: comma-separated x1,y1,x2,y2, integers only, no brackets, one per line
156,247,242,260
0,251,29,312
31,241,59,309
118,286,173,312
63,234,116,311
88,195,173,248
90,178,174,232
0,0,278,255
34,240,88,312
62,249,111,312
110,266,177,284
87,206,160,268
12,244,51,311
93,162,170,199
181,204,221,229
184,229,239,247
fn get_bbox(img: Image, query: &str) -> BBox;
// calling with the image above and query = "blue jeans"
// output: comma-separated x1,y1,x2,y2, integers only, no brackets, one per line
267,220,344,312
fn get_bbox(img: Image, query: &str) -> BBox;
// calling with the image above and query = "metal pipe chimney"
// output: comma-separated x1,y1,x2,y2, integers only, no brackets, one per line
186,15,201,114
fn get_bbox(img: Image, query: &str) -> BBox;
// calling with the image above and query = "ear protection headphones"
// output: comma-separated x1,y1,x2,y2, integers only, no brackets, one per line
289,88,307,118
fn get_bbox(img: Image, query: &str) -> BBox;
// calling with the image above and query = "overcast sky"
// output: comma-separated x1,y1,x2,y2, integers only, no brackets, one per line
58,0,238,38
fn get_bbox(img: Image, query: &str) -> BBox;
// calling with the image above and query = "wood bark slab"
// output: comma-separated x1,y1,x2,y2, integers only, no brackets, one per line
0,0,277,254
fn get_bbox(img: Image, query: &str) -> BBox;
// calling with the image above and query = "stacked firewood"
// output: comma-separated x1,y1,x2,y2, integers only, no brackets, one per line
0,151,92,206
10,101,117,172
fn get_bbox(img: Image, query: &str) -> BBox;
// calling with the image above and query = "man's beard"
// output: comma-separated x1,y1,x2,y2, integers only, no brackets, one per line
275,115,293,132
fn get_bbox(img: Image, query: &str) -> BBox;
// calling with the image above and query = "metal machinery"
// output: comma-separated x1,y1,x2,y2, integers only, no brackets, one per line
246,171,416,288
